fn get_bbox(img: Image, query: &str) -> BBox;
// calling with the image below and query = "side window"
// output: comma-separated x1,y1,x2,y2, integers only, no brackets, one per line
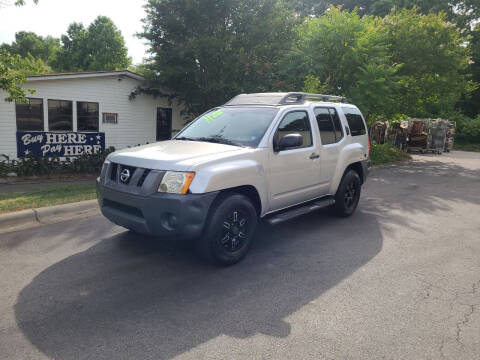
274,111,312,150
329,108,344,141
314,107,344,145
48,99,73,131
314,108,335,145
15,98,44,131
343,107,366,136
77,101,99,131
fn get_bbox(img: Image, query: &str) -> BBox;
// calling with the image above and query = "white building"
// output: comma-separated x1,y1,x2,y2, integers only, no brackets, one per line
0,70,188,159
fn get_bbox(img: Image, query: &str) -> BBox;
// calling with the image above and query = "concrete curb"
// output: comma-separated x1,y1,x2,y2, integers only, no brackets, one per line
0,199,99,233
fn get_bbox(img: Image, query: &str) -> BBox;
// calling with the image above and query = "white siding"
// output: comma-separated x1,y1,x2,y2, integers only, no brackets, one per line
0,91,16,159
0,75,188,159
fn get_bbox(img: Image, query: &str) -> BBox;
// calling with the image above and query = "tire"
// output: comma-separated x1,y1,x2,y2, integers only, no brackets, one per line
196,193,258,266
333,169,361,217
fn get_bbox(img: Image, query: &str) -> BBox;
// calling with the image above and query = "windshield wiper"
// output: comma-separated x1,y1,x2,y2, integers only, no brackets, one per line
175,136,196,141
176,136,246,147
194,137,246,147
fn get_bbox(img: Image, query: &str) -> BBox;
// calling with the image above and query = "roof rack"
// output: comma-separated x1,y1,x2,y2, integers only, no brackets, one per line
224,92,348,106
280,92,348,104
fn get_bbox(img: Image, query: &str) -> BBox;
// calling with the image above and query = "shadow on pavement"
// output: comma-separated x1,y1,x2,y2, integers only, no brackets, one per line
15,208,383,360
13,152,480,359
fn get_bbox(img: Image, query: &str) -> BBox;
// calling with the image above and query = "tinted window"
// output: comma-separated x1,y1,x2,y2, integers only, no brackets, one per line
16,98,44,131
343,107,366,136
330,108,344,141
48,100,72,131
274,111,312,149
314,108,335,145
77,101,99,131
176,107,278,147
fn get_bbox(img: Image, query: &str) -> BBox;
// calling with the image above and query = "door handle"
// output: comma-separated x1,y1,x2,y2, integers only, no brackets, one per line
309,153,320,160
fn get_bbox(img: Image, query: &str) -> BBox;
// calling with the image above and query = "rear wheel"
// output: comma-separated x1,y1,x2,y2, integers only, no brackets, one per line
333,169,361,217
196,193,258,265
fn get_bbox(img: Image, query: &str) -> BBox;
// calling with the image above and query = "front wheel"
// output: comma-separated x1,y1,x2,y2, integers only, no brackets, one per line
196,193,258,266
333,169,361,217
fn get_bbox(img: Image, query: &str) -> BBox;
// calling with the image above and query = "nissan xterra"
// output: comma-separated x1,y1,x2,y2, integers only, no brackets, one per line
97,92,370,265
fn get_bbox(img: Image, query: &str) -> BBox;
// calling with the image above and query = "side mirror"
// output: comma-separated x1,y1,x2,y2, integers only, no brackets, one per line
277,133,303,151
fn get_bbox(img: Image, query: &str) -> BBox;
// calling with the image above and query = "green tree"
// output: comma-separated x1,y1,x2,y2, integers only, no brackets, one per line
290,1,480,30
381,8,474,117
139,0,298,116
466,24,480,117
282,7,400,120
0,49,49,102
0,31,60,65
13,0,38,5
54,16,131,72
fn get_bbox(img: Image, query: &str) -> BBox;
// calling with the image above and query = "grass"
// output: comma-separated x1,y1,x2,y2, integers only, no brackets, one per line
453,142,480,152
0,184,96,214
370,143,411,166
0,143,414,214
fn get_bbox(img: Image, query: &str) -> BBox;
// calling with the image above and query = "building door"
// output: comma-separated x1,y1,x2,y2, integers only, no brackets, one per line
156,108,172,141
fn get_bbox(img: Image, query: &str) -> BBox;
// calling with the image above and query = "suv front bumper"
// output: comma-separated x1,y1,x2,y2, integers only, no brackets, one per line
97,179,218,238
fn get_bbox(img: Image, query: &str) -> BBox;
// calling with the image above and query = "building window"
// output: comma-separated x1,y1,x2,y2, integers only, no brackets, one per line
102,112,118,124
48,99,73,131
77,101,99,131
15,98,44,131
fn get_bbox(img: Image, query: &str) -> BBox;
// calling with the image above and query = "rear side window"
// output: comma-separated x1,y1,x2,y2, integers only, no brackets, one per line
314,107,344,145
330,109,344,141
342,107,366,136
274,111,313,149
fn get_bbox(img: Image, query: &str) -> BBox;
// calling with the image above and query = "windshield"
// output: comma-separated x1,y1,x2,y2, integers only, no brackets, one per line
175,107,278,148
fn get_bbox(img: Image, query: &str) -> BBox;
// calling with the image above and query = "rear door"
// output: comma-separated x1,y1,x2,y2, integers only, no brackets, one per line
314,107,345,189
267,110,323,212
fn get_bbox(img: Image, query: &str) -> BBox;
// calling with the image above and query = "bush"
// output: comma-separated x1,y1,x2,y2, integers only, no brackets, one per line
455,115,480,144
370,143,411,165
0,147,115,178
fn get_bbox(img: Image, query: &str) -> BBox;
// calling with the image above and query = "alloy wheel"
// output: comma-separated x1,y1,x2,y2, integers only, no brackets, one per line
219,210,248,252
344,181,357,208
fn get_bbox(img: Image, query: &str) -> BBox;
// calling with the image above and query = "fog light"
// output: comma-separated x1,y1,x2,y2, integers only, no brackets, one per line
167,214,178,228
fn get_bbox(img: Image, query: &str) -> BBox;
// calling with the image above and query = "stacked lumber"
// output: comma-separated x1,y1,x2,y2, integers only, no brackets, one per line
409,133,428,147
407,120,428,149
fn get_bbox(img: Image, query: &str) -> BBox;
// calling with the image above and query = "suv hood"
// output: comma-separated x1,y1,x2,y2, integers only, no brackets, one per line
108,140,249,171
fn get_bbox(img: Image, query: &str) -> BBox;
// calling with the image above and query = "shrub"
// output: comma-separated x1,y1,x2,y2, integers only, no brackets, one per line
0,147,115,178
370,143,411,165
455,115,480,144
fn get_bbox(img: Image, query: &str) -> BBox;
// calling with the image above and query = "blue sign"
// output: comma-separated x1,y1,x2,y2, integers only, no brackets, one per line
16,131,105,157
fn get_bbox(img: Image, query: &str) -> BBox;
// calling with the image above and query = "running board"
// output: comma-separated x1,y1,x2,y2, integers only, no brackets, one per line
265,198,335,225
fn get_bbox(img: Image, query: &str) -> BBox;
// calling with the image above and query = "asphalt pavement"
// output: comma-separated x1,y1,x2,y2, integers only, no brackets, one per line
0,151,479,360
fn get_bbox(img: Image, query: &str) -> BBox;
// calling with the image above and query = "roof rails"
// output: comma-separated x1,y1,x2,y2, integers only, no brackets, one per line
224,92,348,106
280,92,348,104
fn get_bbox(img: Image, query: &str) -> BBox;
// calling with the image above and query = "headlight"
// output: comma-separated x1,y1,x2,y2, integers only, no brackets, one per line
158,171,195,194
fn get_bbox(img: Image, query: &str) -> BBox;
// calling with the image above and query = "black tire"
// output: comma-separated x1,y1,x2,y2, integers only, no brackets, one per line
333,169,361,217
196,193,258,266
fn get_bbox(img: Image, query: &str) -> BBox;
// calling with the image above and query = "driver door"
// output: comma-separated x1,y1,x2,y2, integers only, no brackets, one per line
267,110,323,212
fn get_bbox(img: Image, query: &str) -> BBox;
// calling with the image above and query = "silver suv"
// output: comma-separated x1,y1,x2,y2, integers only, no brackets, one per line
97,92,370,265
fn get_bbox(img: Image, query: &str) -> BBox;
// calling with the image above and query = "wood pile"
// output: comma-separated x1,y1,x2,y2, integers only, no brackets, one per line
407,120,428,149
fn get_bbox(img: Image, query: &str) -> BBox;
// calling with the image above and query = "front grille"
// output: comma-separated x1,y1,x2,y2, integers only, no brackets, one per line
119,165,136,185
137,169,151,187
110,163,118,181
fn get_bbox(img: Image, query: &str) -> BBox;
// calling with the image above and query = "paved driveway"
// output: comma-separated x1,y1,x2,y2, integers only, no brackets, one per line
0,151,479,359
